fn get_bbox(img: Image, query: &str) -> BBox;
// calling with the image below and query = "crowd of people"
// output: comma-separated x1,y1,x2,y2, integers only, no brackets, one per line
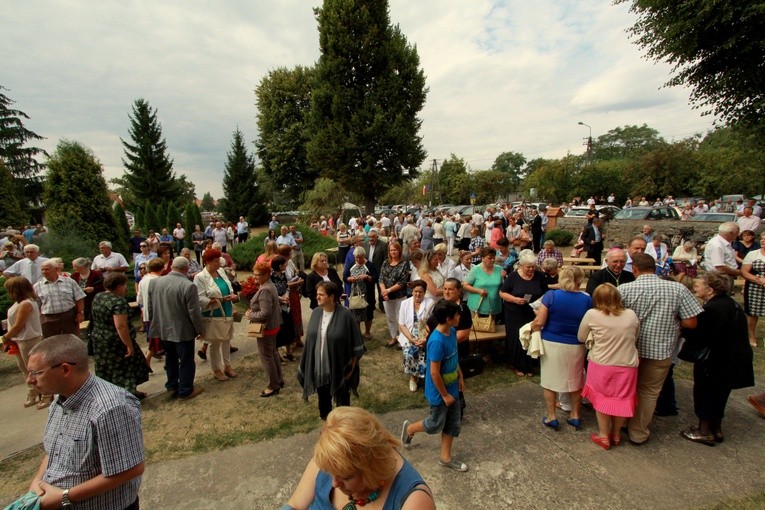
1,203,764,509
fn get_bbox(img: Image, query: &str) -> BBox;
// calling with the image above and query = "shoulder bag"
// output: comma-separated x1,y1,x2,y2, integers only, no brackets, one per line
202,303,234,341
471,296,496,333
247,321,265,339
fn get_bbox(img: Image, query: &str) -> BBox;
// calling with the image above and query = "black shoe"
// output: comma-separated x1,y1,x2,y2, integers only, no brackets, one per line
197,349,207,361
230,346,239,353
654,408,678,417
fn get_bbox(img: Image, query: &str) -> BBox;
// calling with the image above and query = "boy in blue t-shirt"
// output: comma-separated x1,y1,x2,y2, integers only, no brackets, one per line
401,299,468,472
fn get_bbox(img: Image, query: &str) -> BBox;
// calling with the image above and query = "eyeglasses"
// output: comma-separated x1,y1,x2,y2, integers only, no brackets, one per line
140,244,148,248
27,362,77,378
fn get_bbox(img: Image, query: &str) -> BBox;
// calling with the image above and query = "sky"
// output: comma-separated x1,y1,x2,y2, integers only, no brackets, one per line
1,1,716,200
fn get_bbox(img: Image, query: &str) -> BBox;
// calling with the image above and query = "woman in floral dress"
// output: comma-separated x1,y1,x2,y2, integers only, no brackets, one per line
91,272,149,398
397,280,434,392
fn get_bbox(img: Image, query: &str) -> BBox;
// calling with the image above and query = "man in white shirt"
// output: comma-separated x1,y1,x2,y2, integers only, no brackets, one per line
91,241,129,273
236,216,249,243
212,222,228,252
737,206,761,232
34,260,86,337
172,223,186,253
3,244,48,283
703,222,741,290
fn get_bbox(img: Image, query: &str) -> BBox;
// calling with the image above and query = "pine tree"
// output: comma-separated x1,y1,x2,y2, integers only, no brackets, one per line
112,202,132,254
166,202,181,231
184,203,196,238
0,86,47,214
200,192,216,211
134,207,145,235
0,161,26,226
143,203,157,233
155,203,167,232
121,98,181,206
44,140,121,248
222,128,268,224
308,0,427,213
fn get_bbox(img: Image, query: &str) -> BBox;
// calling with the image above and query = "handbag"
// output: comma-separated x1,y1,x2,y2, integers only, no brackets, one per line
471,296,496,333
677,338,710,363
348,277,367,310
459,353,485,378
247,321,265,338
202,303,234,341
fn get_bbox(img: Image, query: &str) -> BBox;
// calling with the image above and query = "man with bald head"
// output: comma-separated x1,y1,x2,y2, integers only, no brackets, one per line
586,248,635,295
34,259,86,337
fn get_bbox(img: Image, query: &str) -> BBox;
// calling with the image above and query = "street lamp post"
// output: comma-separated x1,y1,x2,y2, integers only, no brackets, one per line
578,121,593,163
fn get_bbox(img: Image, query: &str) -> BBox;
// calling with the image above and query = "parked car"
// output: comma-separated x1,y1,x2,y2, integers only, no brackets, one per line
720,194,747,204
565,205,621,218
455,204,483,216
614,206,680,220
690,212,737,222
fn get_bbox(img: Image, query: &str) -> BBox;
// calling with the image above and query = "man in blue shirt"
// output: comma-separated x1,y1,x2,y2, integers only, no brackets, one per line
401,300,468,472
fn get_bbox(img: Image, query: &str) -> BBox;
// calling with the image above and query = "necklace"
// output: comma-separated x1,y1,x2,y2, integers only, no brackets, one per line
605,268,623,286
342,487,382,509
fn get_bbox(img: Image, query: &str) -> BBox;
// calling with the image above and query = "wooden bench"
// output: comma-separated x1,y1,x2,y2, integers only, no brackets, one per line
562,257,595,265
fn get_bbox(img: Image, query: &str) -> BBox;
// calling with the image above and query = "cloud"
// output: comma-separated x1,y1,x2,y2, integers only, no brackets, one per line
1,0,715,201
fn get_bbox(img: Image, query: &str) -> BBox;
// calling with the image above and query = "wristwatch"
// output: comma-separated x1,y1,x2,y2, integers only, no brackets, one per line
62,488,73,508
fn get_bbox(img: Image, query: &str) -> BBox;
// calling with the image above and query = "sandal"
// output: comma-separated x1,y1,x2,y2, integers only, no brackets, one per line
590,433,610,450
610,434,622,446
514,370,525,377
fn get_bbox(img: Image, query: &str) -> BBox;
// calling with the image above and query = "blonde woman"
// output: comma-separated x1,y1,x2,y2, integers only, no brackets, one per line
579,284,640,449
418,250,444,301
2,277,46,408
531,266,591,430
285,407,434,509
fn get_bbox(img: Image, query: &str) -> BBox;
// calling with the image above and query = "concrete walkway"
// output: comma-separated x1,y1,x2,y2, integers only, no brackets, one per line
137,379,765,510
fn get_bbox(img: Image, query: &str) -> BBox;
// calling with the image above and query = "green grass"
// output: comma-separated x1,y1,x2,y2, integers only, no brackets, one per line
703,492,765,509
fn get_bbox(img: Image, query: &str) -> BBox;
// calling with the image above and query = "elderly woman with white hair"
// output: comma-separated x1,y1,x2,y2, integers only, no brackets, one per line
672,240,698,283
499,249,548,376
71,257,104,323
343,246,378,340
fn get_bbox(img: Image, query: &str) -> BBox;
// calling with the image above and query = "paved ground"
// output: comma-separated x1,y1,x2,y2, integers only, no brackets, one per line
137,379,765,510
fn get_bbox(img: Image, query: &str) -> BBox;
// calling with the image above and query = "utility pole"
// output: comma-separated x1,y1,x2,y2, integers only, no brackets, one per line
578,121,593,164
430,158,438,208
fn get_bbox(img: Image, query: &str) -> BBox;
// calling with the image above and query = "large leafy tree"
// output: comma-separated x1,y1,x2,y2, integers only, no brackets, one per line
437,154,471,204
121,98,181,207
256,66,318,204
307,0,428,213
617,0,765,126
222,128,267,224
593,124,665,160
44,140,126,254
491,151,527,190
0,86,47,215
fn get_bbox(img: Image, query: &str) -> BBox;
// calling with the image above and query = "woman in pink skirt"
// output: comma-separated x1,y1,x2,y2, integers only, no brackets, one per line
578,283,640,449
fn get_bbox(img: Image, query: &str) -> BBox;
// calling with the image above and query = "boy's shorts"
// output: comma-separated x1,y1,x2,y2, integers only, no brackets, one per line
422,401,461,437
